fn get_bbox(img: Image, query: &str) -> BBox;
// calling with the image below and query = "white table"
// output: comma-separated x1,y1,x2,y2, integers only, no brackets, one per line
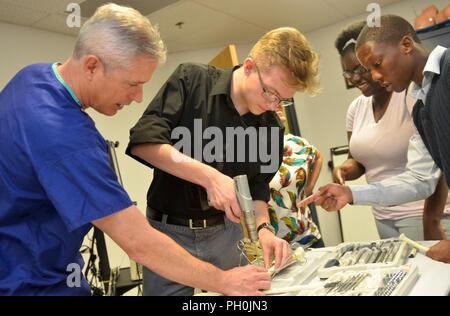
408,241,450,296
270,241,450,296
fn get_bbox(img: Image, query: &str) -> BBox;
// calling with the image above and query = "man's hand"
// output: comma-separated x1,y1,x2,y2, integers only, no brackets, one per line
426,240,450,263
131,144,242,223
258,228,292,270
221,265,271,296
204,170,241,223
314,183,353,212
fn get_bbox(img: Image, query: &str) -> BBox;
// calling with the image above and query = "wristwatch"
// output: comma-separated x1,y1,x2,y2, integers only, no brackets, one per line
257,222,276,235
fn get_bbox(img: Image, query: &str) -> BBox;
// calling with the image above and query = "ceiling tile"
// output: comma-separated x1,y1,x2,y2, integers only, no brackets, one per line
79,0,180,18
0,0,48,26
193,0,404,32
0,0,412,53
160,38,184,53
148,1,265,49
323,0,403,18
32,13,86,37
192,0,346,32
0,0,84,14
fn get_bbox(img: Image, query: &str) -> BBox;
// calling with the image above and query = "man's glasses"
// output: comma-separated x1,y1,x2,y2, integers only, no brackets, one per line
342,65,368,79
254,62,293,108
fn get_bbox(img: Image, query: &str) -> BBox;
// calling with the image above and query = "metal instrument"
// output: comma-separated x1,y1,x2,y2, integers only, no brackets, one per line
234,175,258,242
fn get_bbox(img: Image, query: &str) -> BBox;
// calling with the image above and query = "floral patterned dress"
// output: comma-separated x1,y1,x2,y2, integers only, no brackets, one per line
268,134,321,246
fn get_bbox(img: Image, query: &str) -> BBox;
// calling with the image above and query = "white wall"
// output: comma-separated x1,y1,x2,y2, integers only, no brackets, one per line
0,22,75,88
1,0,447,271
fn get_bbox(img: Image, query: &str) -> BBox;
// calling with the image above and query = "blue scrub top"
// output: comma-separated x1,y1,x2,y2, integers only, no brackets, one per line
0,63,133,295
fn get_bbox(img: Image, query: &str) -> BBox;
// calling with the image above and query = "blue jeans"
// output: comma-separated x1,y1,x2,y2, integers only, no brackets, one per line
143,211,244,296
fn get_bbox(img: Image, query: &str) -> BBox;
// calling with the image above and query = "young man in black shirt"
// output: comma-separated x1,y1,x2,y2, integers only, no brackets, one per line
127,27,320,295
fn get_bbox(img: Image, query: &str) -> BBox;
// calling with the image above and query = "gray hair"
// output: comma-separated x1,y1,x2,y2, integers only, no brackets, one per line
73,3,166,70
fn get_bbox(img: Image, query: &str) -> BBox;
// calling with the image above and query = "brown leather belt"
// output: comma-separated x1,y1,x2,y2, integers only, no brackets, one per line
147,208,224,230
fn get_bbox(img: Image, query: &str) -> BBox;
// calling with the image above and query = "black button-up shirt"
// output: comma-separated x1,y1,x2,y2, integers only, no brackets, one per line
126,63,283,219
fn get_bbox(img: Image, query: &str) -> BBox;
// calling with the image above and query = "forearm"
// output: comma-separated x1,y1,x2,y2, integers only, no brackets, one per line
131,143,217,188
254,200,270,228
351,170,440,206
423,175,448,240
93,206,229,294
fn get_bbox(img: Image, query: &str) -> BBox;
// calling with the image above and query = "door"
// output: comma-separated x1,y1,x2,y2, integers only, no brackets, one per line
208,44,239,68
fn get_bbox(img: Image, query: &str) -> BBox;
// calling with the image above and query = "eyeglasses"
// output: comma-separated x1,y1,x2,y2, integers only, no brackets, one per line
254,62,293,108
342,65,368,79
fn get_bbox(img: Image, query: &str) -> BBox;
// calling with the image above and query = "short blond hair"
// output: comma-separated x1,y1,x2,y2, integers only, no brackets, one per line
73,3,166,70
250,27,320,96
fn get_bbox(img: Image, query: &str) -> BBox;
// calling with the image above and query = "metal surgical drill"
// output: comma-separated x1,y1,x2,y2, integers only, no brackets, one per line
234,175,264,266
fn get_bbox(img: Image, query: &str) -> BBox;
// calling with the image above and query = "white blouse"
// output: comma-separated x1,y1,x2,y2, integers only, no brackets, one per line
347,91,430,220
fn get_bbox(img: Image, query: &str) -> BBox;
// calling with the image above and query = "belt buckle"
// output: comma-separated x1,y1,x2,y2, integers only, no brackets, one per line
189,219,207,230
